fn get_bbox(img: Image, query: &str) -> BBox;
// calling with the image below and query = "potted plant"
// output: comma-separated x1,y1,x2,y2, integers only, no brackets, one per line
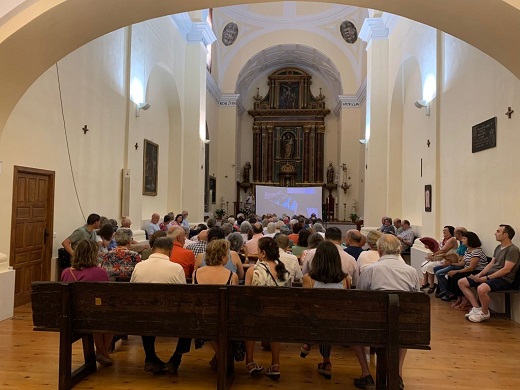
349,213,359,223
214,208,226,220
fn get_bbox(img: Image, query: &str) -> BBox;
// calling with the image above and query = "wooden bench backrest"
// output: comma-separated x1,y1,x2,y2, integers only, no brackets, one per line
226,286,430,348
32,282,430,348
32,282,222,339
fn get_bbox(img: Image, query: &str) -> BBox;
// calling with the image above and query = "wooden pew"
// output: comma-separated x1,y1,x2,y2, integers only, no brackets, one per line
32,282,430,390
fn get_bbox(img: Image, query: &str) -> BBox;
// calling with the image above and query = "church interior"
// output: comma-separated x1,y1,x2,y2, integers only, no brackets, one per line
0,1,520,388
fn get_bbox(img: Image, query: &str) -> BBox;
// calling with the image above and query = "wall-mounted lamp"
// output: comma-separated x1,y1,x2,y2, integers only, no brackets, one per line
414,100,430,116
136,102,151,117
338,163,352,194
358,139,367,144
202,139,210,144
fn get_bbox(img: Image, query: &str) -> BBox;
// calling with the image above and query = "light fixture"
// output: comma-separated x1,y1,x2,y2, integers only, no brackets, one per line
202,139,210,144
136,102,151,117
414,100,430,116
358,139,367,144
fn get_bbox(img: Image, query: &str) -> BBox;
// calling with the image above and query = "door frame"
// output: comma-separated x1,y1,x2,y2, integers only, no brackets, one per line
10,165,56,284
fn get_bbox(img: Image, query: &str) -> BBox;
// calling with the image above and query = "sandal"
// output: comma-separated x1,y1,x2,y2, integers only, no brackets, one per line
300,343,311,358
246,361,264,377
265,364,280,380
427,284,437,294
317,362,332,379
420,283,430,290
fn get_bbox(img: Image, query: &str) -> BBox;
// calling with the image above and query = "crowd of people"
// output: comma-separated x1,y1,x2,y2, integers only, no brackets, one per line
58,210,520,389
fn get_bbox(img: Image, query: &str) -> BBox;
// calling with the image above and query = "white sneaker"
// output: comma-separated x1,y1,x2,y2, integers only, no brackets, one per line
468,311,491,323
464,307,482,318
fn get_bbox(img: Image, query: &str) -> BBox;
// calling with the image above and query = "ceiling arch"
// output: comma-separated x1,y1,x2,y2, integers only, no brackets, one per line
235,44,343,106
1,0,519,135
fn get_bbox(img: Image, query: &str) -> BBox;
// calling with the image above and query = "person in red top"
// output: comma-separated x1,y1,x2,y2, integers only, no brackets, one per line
167,226,195,278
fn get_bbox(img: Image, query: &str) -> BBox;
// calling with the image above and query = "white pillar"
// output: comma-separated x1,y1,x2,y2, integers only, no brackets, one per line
359,18,390,227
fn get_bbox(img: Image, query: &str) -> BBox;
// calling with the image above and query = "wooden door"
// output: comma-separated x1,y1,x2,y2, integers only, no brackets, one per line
10,166,55,307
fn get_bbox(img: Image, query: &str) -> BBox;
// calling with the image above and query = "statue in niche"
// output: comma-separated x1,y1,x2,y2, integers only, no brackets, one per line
242,161,251,183
222,22,239,46
340,20,358,44
283,133,294,159
326,161,335,184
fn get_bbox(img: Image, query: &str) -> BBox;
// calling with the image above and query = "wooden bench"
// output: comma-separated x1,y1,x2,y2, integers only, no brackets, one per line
32,282,430,390
490,266,520,318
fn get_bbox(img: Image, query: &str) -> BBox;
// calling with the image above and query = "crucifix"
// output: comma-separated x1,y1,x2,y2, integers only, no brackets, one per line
135,143,139,150
506,107,514,119
427,140,431,148
82,125,89,134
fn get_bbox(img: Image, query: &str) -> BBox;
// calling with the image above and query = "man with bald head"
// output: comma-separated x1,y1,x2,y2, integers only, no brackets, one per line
344,229,365,260
186,229,209,256
167,226,195,279
244,222,264,256
146,213,161,238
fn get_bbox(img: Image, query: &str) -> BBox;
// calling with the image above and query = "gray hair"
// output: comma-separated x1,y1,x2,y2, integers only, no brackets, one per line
240,221,252,234
280,225,290,235
313,223,325,233
207,217,217,228
152,237,173,251
115,228,133,246
221,223,234,237
227,232,244,252
376,234,401,255
267,222,276,234
228,217,235,225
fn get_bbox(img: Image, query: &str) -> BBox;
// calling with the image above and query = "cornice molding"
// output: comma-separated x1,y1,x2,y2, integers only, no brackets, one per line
333,78,367,116
170,13,216,47
358,17,389,43
206,70,242,113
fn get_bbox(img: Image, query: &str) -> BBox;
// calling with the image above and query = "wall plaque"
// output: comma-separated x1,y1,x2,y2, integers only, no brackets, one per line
472,117,496,153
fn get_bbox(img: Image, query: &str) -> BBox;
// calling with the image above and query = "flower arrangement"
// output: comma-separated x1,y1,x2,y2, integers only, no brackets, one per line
214,208,226,219
349,213,359,223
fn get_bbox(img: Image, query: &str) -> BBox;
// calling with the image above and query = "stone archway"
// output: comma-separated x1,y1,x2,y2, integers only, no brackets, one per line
0,0,519,138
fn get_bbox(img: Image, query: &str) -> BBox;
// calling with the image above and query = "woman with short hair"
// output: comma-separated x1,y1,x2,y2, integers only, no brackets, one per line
60,239,113,366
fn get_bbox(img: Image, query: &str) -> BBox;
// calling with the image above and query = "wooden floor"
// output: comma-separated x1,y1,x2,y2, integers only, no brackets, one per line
1,296,519,390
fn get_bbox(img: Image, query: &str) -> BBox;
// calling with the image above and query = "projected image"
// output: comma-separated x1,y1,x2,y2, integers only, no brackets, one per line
256,186,322,218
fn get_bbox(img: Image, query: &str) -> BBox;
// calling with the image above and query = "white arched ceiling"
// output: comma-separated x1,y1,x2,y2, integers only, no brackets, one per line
1,0,520,136
235,44,343,105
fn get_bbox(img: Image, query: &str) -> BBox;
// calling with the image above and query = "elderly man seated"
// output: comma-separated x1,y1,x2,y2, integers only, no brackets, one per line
396,220,415,253
100,228,142,279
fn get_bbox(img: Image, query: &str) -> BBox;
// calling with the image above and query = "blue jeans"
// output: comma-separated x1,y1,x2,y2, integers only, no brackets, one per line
435,265,463,293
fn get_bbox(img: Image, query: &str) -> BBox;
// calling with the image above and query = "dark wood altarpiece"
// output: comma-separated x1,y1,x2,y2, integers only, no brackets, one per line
248,68,330,187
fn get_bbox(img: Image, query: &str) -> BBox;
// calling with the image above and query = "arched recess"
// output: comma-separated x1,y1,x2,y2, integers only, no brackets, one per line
143,63,182,217
0,0,519,138
388,56,424,225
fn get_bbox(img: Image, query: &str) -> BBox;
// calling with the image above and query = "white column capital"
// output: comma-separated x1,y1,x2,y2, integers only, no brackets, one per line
170,13,216,48
359,17,389,43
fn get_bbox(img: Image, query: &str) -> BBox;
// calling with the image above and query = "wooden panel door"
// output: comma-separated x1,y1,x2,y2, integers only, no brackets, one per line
10,166,55,307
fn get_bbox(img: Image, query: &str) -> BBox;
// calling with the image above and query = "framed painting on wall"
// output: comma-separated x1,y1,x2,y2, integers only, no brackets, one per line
143,139,158,196
425,184,432,212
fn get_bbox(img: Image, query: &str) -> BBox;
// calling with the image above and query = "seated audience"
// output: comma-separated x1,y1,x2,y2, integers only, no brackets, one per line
146,213,161,238
301,232,324,265
141,230,166,260
244,222,264,256
264,222,277,238
192,239,239,370
421,225,458,294
221,222,234,237
61,239,113,366
130,237,190,374
97,223,116,254
288,222,303,245
100,228,141,279
357,230,382,276
434,227,467,297
167,226,196,279
275,233,303,283
379,216,396,235
239,221,253,243
186,229,209,256
228,232,246,264
291,229,311,259
194,227,245,279
302,227,358,287
344,229,365,260
62,213,100,256
459,224,520,323
394,218,403,234
396,220,415,253
160,214,172,231
300,241,350,379
354,234,420,389
244,237,290,379
313,223,325,237
440,231,488,306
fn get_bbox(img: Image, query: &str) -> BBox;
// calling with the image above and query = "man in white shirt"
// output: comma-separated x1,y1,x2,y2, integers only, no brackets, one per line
302,227,358,287
275,233,303,283
130,237,190,374
353,234,420,390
